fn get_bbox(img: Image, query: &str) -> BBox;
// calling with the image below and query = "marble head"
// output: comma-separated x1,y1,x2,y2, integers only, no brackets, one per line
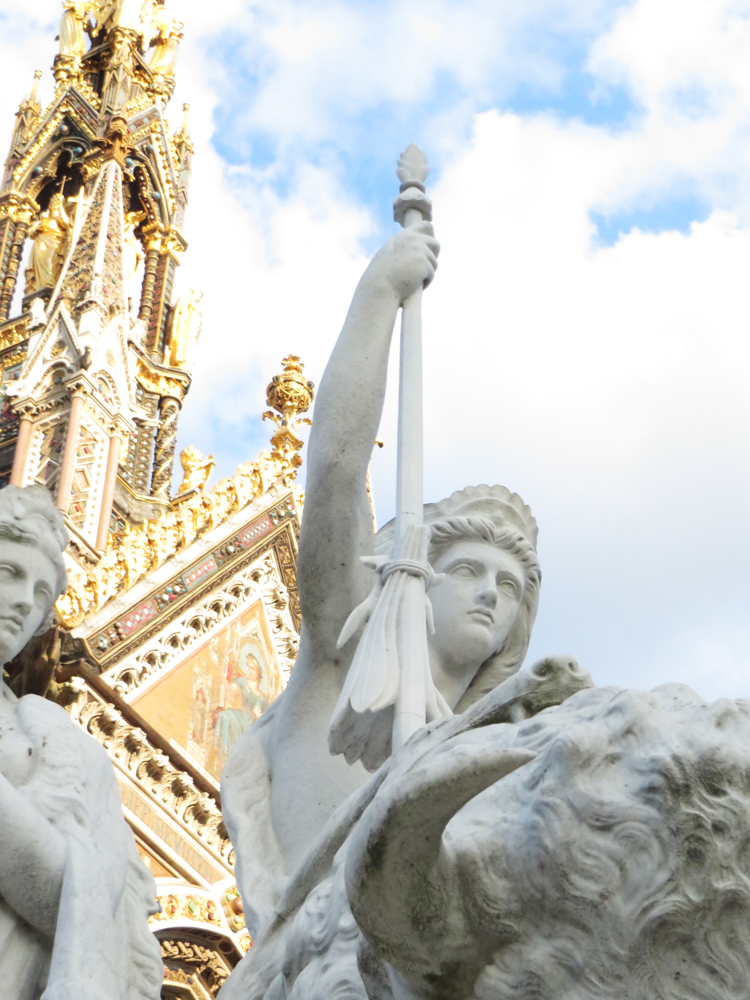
376,485,541,710
0,485,68,662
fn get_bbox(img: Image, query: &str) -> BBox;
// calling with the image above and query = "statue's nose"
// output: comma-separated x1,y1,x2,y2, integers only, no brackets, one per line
476,577,498,607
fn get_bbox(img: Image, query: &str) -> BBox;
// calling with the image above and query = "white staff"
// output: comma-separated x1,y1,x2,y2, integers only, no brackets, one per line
331,145,446,768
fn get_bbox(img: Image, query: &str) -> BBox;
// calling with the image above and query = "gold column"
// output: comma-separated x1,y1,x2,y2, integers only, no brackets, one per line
138,229,186,358
95,428,123,551
9,410,34,487
138,247,160,325
0,220,28,322
150,396,180,497
0,197,36,322
0,217,16,306
56,389,86,512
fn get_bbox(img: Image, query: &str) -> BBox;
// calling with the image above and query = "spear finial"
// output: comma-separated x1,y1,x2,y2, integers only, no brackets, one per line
394,145,432,226
396,144,430,188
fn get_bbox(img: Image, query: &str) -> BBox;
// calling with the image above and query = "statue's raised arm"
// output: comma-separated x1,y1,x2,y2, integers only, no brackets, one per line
297,221,440,661
221,224,440,895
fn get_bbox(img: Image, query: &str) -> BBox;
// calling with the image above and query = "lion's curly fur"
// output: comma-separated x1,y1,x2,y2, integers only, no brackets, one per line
463,685,750,999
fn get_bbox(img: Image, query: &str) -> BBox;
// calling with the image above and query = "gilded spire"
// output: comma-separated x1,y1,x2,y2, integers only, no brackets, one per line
28,71,42,107
174,103,193,155
12,70,43,144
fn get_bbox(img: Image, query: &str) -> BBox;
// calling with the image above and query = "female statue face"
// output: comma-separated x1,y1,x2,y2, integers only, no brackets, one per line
0,539,56,665
427,539,524,706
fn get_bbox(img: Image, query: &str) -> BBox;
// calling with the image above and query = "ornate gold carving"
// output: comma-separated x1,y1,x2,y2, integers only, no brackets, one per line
56,359,311,629
1,347,28,371
135,357,189,399
161,967,197,990
264,355,315,473
166,288,202,370
0,194,38,226
57,457,287,627
66,685,233,863
177,445,214,495
14,102,97,187
95,115,133,168
142,226,186,261
160,940,233,998
0,318,29,351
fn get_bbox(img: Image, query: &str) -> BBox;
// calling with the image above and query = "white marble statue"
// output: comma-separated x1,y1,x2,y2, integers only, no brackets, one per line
221,221,541,892
219,221,547,973
218,191,750,999
0,484,163,1000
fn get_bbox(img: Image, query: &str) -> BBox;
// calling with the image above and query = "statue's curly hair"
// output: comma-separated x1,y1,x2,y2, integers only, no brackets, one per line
0,485,68,633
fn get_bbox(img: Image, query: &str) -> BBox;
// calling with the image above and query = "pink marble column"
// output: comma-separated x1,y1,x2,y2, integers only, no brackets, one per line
95,430,122,551
56,392,85,512
9,414,33,487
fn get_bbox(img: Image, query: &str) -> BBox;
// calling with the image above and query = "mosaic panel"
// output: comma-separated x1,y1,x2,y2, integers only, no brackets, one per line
132,598,284,782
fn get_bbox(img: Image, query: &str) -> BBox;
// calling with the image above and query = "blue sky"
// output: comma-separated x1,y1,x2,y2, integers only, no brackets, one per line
3,0,750,699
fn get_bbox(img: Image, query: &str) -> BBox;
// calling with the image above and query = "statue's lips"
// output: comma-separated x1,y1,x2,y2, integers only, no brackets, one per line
468,608,494,626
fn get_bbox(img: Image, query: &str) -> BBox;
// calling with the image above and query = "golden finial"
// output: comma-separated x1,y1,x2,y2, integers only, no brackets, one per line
263,356,315,475
20,70,43,112
177,103,190,135
174,103,193,152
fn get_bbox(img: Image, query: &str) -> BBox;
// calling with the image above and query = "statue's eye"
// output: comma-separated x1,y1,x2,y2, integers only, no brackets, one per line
499,580,518,597
451,563,476,579
0,564,17,580
34,584,51,605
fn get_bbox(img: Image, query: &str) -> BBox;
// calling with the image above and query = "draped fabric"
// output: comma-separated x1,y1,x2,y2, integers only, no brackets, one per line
59,2,89,58
1,694,163,1000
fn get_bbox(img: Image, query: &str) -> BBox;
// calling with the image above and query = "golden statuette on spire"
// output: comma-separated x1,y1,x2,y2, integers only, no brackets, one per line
176,445,215,495
59,0,97,58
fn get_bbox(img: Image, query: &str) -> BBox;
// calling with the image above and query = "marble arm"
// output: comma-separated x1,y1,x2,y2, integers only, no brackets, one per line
0,771,65,937
297,224,439,661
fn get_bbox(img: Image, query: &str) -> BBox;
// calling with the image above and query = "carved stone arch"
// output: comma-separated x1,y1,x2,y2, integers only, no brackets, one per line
30,360,71,398
93,369,121,412
155,919,245,998
23,149,63,204
24,145,89,209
